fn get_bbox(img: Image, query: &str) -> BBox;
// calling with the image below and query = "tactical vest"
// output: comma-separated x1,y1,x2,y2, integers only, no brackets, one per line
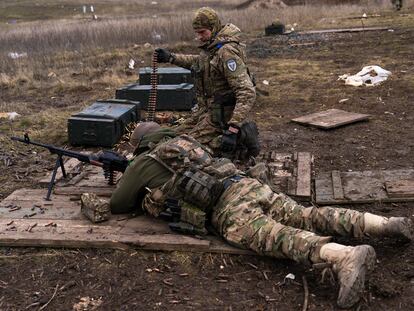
142,135,238,234
142,135,214,218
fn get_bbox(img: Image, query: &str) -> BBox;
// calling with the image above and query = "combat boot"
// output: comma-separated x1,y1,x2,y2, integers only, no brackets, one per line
363,213,412,241
319,243,376,309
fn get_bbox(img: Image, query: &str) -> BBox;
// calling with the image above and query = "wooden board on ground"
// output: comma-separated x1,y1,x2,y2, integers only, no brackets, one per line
298,27,389,35
291,109,370,129
315,169,414,204
39,156,87,186
256,151,313,200
38,160,117,200
386,180,414,198
0,188,253,255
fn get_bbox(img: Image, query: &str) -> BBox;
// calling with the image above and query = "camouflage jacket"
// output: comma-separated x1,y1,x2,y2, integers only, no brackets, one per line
171,23,256,126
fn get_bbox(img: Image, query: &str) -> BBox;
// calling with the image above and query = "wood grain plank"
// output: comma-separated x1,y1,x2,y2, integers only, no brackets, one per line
0,188,82,219
315,169,414,204
39,157,85,185
331,170,345,199
0,217,254,254
54,186,114,197
292,109,370,129
296,152,312,197
287,176,297,196
386,180,414,198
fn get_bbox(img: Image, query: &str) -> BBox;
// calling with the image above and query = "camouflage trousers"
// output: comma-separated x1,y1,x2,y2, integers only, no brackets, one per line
212,178,368,265
175,112,222,155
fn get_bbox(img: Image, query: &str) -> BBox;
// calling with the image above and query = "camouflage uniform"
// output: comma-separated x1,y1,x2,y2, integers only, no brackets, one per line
213,178,373,265
171,8,256,154
112,131,389,265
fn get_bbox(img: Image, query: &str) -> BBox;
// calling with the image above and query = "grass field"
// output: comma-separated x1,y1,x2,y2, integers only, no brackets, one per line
0,0,412,142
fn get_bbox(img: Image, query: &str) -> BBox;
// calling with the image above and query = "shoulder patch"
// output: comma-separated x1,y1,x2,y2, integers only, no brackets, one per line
226,59,237,72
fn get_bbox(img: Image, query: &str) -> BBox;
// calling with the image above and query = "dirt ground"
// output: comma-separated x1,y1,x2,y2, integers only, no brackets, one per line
1,9,414,311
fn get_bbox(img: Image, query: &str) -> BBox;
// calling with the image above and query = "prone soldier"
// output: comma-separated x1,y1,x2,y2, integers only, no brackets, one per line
109,122,412,309
155,7,257,158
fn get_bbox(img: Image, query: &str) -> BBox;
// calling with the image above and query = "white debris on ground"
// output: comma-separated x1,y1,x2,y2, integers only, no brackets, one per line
128,59,135,69
0,112,20,120
8,52,27,59
262,80,270,85
338,65,392,87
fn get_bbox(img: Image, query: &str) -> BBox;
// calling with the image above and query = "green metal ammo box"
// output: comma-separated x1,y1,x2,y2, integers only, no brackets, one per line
68,100,141,147
139,67,193,85
115,83,195,111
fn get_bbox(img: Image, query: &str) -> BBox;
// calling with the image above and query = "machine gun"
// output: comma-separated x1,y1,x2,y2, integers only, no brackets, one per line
11,134,129,200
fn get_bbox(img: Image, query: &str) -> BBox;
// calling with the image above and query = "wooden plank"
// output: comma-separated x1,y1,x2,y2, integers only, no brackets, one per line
287,176,297,196
0,231,212,252
0,218,125,235
0,188,82,219
0,187,255,254
291,109,370,129
0,201,82,220
298,27,389,35
386,180,414,198
0,217,251,254
331,170,344,199
54,186,114,197
296,152,312,197
39,157,84,185
315,169,414,205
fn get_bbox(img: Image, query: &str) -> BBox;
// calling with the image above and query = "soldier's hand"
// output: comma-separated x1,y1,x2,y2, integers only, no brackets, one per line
221,125,239,155
155,48,172,63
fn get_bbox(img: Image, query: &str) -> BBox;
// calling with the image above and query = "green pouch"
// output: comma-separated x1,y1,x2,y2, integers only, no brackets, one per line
211,93,236,125
180,201,206,229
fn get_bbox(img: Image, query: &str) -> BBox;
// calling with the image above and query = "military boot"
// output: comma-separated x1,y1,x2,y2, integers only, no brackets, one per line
319,243,376,309
363,213,412,241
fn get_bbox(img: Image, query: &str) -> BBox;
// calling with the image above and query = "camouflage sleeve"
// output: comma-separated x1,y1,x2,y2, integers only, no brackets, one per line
171,54,200,70
219,46,256,126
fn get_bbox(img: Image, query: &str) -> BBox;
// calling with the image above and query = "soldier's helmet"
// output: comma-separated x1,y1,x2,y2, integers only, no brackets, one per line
130,121,160,147
192,7,222,35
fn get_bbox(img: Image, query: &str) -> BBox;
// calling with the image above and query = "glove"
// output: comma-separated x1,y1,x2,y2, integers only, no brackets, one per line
239,122,260,158
155,48,172,63
221,125,240,155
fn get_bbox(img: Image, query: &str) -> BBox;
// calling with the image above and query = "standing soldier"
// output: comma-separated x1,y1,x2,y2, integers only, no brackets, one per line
155,7,257,158
109,122,412,309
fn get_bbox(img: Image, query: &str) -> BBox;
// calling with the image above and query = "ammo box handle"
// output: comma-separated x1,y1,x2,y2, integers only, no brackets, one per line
82,131,97,142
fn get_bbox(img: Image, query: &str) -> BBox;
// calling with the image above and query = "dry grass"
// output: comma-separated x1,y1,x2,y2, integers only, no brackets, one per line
0,1,398,76
0,0,412,143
